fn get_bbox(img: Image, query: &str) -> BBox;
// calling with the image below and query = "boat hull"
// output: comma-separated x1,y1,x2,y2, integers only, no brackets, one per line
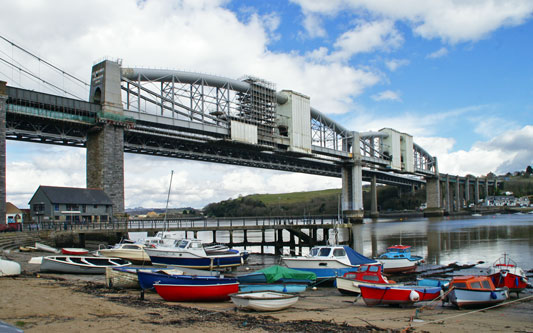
230,292,299,311
239,283,307,293
61,248,89,255
154,282,239,302
0,258,21,276
40,256,131,274
360,285,442,306
98,249,151,264
378,258,421,273
137,270,235,290
447,288,508,308
335,277,402,295
146,248,243,269
488,272,528,294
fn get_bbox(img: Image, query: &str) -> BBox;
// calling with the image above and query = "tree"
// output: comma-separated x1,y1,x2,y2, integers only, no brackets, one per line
526,165,532,175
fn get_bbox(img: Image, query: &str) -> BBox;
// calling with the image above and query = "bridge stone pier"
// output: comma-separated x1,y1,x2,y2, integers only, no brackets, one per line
87,61,126,213
341,132,364,223
0,82,7,224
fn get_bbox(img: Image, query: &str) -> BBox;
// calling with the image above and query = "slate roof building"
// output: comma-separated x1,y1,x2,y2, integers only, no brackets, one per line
28,186,113,223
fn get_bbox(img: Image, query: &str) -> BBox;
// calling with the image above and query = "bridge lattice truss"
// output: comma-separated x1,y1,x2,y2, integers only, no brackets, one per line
119,68,435,178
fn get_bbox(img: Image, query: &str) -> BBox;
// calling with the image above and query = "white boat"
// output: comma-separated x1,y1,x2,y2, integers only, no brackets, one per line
376,245,424,273
145,238,247,269
35,242,60,254
0,258,21,276
143,231,183,247
281,245,377,280
40,256,132,274
445,275,508,308
230,291,299,311
97,243,151,264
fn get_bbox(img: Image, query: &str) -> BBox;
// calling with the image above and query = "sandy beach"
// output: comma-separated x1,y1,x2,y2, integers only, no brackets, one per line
1,251,532,333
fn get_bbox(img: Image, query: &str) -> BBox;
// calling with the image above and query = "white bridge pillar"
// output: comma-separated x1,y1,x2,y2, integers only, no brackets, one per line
341,132,364,223
0,82,7,224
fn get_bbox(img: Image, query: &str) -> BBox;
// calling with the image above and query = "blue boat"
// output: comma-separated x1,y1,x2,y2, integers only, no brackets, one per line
137,269,237,291
377,245,424,273
144,239,247,269
281,245,378,280
239,283,308,293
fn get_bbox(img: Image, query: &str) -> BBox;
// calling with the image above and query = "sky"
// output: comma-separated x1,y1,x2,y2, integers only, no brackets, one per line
0,0,532,210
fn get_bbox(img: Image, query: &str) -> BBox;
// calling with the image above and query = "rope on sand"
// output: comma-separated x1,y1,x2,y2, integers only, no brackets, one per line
403,293,533,331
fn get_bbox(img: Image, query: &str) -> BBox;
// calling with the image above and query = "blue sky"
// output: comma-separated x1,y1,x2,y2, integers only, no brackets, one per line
0,0,532,209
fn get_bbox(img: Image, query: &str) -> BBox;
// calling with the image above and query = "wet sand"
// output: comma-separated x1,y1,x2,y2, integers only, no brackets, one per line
1,251,532,332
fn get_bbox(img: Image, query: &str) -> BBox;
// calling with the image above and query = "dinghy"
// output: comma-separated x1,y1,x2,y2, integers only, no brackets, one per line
154,281,239,302
444,275,508,308
360,285,442,306
40,256,131,274
0,258,21,276
486,254,528,297
230,291,299,311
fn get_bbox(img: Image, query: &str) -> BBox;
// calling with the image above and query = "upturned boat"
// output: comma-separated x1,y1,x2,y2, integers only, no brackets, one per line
487,254,528,297
444,275,508,308
230,291,299,311
40,256,131,274
61,248,89,255
144,238,247,269
359,285,442,306
376,245,423,273
0,258,21,276
335,264,400,295
154,281,239,302
281,245,377,280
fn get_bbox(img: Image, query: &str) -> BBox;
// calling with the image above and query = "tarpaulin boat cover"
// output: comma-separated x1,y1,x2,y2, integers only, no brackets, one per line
343,246,378,266
256,265,316,283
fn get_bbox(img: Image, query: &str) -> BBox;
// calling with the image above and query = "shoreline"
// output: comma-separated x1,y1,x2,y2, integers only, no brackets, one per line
1,251,532,332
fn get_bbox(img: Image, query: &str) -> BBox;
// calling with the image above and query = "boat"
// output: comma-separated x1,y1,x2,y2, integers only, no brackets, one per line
359,285,442,306
61,248,89,255
40,256,132,274
0,258,21,276
281,245,378,280
144,238,247,269
105,267,140,289
35,242,60,254
237,265,316,284
230,291,299,311
143,231,183,247
154,281,239,302
486,254,529,297
444,275,508,308
335,264,401,295
416,277,450,289
239,283,308,293
96,242,151,264
376,245,424,273
137,269,232,291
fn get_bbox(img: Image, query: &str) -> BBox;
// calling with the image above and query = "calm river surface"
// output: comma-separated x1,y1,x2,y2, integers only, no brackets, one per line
166,213,533,272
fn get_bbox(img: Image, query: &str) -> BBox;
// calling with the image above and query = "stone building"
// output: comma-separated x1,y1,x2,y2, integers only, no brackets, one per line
28,186,113,223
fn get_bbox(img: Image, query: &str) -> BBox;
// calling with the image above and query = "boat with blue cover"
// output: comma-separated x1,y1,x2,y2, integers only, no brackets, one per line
377,245,423,273
237,265,316,284
144,238,248,269
239,283,308,293
281,245,378,280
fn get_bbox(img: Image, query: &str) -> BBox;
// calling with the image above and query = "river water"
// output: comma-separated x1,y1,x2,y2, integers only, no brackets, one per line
174,212,533,272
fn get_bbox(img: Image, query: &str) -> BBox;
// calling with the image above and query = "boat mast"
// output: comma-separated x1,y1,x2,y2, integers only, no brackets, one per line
163,170,174,230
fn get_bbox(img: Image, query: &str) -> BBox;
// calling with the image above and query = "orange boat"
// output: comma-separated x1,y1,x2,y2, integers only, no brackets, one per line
444,275,508,309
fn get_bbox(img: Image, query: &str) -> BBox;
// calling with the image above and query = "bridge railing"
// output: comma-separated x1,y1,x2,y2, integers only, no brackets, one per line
17,215,340,233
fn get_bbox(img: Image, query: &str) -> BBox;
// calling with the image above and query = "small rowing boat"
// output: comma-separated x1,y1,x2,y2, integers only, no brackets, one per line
154,281,239,302
360,285,442,306
230,291,299,311
61,248,89,255
40,256,131,274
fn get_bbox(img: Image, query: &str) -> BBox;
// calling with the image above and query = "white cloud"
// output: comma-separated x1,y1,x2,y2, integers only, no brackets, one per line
302,14,327,38
385,58,409,71
427,47,448,59
371,90,401,102
471,116,518,139
330,20,403,61
293,0,533,44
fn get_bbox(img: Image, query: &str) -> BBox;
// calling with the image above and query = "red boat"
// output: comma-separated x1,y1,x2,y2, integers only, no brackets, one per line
487,254,529,297
359,284,442,306
154,282,239,302
336,264,400,295
61,248,89,255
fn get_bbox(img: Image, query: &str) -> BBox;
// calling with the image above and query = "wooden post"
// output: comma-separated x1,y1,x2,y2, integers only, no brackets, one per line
243,229,248,250
212,230,217,243
261,229,265,254
229,230,233,247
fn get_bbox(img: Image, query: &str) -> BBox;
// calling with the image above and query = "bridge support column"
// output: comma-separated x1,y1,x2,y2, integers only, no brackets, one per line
475,178,480,204
445,175,451,214
88,60,127,215
0,82,6,225
341,132,364,223
455,176,461,212
465,177,470,206
424,157,444,217
370,175,379,218
484,178,489,199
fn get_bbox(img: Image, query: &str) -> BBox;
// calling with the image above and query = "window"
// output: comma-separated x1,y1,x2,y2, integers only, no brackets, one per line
369,266,379,272
33,204,44,212
94,204,98,209
363,276,380,281
453,282,467,288
81,205,86,213
359,266,368,272
333,248,346,257
481,280,491,289
470,282,482,289
318,248,331,257
54,204,59,211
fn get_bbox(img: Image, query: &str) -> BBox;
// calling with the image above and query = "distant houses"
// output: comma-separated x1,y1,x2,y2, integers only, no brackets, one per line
484,195,531,207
